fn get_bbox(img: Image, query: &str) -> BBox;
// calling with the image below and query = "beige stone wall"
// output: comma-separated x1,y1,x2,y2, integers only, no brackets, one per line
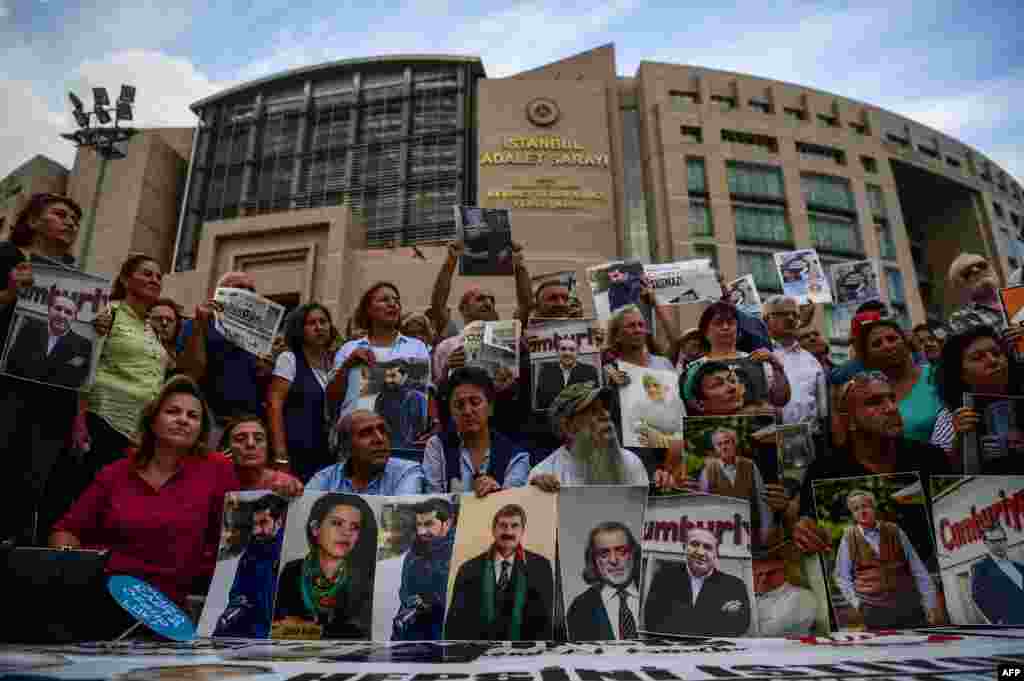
0,157,69,239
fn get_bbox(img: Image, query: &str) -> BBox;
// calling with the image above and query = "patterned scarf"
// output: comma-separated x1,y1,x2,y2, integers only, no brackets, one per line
300,553,351,618
481,545,528,639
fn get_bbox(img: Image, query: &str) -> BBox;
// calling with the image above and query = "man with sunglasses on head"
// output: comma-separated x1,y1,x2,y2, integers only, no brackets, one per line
787,371,951,563
178,271,274,448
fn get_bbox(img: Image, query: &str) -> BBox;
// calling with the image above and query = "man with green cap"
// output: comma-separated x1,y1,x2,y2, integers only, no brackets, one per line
529,381,650,490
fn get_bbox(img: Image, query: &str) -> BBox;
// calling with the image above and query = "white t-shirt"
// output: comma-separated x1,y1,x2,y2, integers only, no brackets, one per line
273,351,328,389
529,445,649,486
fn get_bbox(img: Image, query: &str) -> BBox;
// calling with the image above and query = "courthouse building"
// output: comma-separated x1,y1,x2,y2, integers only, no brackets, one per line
4,45,1023,358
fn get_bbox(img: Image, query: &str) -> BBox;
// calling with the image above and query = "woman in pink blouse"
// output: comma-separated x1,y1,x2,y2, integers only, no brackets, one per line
220,414,303,496
51,376,239,608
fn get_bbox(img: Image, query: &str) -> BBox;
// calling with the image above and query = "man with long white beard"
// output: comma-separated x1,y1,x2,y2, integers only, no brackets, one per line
946,253,1016,336
529,381,650,489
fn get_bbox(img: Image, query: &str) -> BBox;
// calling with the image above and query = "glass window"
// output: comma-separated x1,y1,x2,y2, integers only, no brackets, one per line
886,268,906,305
918,145,939,159
722,129,779,153
670,90,700,110
689,198,713,237
681,126,703,143
783,107,806,121
816,114,839,128
711,95,736,112
801,173,855,212
861,156,878,173
737,250,782,293
849,122,868,135
749,99,771,114
734,203,791,244
946,156,962,168
825,303,853,341
693,244,718,268
809,212,862,255
726,162,785,199
993,202,1006,219
796,141,846,165
687,157,707,194
866,184,887,217
877,221,898,260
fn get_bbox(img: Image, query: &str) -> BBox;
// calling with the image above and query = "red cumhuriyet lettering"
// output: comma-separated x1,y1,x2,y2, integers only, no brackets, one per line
940,488,1024,551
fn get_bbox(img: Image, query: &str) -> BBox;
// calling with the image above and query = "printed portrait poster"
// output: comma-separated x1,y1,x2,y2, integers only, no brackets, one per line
773,249,832,305
199,491,290,639
558,485,648,641
371,494,461,642
526,319,603,413
587,259,653,327
0,262,110,391
213,286,286,358
999,286,1024,356
929,475,1024,626
462,319,521,386
752,540,831,637
727,274,762,318
811,472,947,632
963,393,1024,474
640,493,757,637
776,423,816,499
698,356,773,410
644,259,720,306
454,206,514,276
618,360,684,449
531,269,583,319
444,486,557,641
340,356,432,452
830,260,882,308
272,491,381,640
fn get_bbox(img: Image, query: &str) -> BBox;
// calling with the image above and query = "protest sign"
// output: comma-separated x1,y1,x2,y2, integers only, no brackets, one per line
454,206,514,276
641,493,757,636
558,485,648,641
352,358,431,450
929,475,1024,626
963,393,1024,474
213,287,286,358
999,286,1024,356
831,260,882,307
774,249,832,304
587,259,652,325
108,575,196,642
0,262,110,390
463,319,520,384
776,422,816,499
530,270,583,319
727,274,763,317
812,472,946,632
526,319,602,412
644,259,719,306
618,359,684,449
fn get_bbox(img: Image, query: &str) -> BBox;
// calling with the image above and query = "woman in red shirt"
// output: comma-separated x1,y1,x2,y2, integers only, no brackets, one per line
51,375,239,609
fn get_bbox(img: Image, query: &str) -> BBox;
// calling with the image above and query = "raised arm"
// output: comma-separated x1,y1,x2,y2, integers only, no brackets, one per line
177,301,219,382
427,242,463,338
512,241,533,326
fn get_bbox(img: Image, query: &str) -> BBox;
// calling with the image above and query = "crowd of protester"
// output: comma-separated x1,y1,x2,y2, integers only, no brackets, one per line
2,190,1024,638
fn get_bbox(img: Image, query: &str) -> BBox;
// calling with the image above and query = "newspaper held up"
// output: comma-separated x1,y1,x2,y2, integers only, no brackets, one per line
644,259,720,306
454,206,514,276
530,270,582,319
774,249,832,305
526,318,603,412
0,262,111,391
213,287,287,358
462,320,521,383
587,259,653,327
830,260,882,308
727,274,763,317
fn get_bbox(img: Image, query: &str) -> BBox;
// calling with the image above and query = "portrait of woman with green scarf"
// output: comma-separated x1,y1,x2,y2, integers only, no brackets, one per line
272,493,377,639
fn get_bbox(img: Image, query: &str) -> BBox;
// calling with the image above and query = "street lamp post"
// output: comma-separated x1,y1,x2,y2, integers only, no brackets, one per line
61,85,137,270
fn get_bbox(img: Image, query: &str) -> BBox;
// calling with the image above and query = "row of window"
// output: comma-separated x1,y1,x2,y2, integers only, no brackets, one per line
668,90,870,136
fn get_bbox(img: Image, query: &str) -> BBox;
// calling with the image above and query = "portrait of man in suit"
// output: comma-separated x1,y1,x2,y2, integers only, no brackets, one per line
643,527,751,636
566,521,641,641
535,338,600,411
444,503,554,640
971,520,1024,625
5,294,93,389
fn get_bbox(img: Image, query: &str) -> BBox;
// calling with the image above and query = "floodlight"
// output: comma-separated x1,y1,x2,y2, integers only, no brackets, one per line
95,107,112,124
73,110,90,128
119,85,136,104
92,87,110,107
115,101,133,122
69,92,85,112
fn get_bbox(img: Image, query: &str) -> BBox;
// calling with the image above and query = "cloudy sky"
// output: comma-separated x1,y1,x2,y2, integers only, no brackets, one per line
1,0,1021,182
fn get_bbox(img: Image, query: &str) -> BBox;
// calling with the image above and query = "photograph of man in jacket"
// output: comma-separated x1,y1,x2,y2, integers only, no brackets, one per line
566,521,642,640
444,503,554,640
4,295,93,389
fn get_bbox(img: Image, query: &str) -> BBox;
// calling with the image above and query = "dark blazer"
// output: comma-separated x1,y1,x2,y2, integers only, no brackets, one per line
535,361,600,411
971,555,1024,625
6,318,92,389
445,548,554,640
566,584,618,641
643,562,751,637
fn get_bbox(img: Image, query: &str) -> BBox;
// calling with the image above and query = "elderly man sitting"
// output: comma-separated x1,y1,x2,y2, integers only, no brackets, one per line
307,409,424,495
529,382,650,490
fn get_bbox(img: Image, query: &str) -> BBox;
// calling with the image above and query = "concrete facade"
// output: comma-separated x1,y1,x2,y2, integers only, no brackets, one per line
0,156,70,236
7,46,1024,353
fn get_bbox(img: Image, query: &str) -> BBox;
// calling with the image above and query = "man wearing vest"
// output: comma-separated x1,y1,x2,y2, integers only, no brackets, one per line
423,367,531,495
970,520,1024,625
444,503,554,640
834,489,942,629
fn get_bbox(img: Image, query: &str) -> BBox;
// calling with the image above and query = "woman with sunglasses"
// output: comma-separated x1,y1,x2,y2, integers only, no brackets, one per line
0,193,85,545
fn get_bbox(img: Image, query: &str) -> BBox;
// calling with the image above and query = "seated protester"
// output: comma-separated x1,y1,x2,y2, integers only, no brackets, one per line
221,414,303,497
50,376,240,609
327,282,434,454
912,321,947,365
683,301,790,412
530,382,650,489
790,371,951,554
307,410,424,495
423,367,530,496
854,314,942,444
931,325,1024,472
178,271,273,446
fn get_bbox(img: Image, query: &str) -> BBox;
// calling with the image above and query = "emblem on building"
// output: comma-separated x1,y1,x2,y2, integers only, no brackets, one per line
526,98,560,127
